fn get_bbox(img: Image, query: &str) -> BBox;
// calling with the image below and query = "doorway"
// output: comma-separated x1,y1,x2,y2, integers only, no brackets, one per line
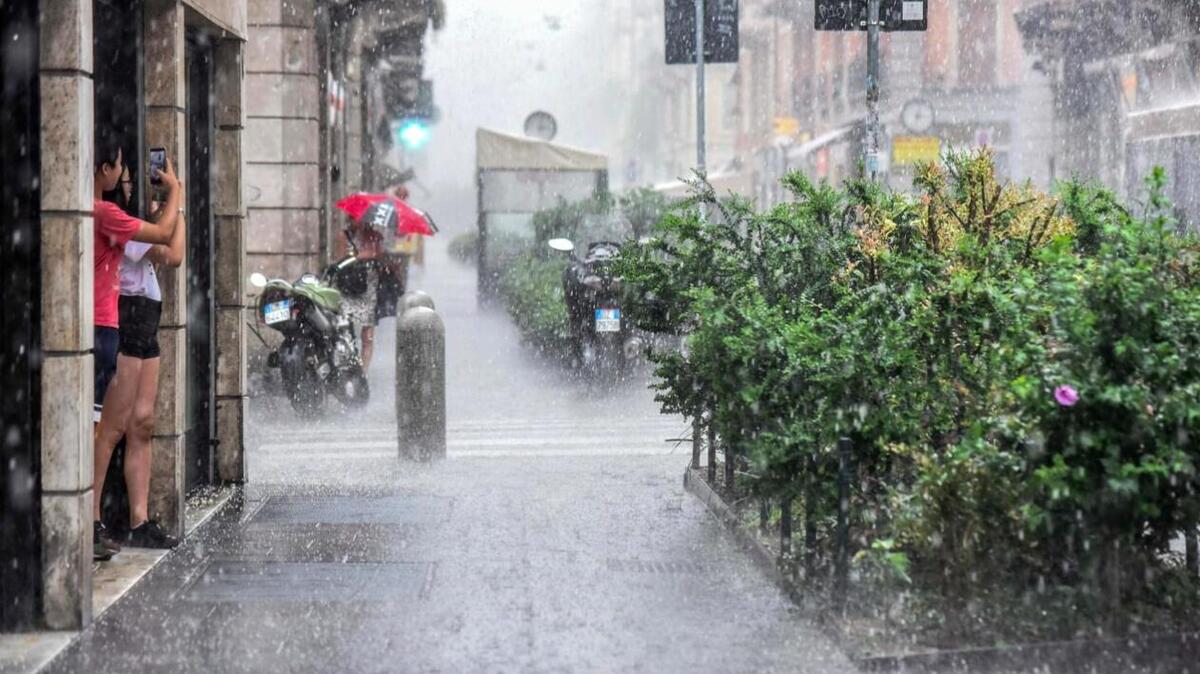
0,0,42,630
186,31,216,492
94,0,143,537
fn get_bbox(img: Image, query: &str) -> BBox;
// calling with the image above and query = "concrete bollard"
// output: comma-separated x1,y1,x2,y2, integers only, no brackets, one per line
402,290,436,314
396,306,446,461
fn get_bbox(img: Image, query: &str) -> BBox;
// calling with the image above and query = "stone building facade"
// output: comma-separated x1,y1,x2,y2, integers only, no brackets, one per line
244,0,443,287
1,0,248,633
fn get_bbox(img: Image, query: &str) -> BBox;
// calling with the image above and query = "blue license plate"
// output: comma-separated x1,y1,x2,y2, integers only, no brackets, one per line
595,308,621,333
264,300,291,325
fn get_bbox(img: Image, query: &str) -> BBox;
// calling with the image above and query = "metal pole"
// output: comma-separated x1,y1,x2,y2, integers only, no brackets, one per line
865,0,882,181
706,411,717,484
780,497,793,558
835,436,852,610
695,0,706,173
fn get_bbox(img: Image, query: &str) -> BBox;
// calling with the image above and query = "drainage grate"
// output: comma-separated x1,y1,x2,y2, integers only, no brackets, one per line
248,495,451,527
180,561,432,603
606,559,712,575
230,523,424,564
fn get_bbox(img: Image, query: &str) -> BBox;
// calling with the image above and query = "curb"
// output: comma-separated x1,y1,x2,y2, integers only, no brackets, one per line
681,467,1200,674
682,468,792,595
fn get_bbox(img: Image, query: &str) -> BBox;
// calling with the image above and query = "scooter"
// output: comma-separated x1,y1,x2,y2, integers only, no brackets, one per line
548,238,643,377
249,257,369,415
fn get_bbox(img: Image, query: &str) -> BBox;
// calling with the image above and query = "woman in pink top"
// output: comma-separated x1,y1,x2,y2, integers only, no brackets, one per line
91,138,182,561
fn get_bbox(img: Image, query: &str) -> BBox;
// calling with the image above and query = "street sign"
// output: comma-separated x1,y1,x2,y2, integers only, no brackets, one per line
665,0,739,64
892,136,940,165
815,0,927,32
815,0,861,31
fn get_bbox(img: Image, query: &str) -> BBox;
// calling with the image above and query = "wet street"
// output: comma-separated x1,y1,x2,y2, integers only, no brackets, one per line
47,242,852,673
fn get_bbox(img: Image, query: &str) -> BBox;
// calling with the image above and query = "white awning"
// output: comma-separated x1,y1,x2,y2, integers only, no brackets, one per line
785,124,856,163
476,128,608,172
653,167,752,199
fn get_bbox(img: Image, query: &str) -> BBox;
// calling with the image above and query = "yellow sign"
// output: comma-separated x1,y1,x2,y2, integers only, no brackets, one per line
773,117,801,137
892,136,941,165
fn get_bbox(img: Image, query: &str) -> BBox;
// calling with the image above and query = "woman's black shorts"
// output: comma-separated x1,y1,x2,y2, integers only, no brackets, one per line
118,295,162,359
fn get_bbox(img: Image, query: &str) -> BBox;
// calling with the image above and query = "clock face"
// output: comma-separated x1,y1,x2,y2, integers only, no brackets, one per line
524,111,558,141
902,99,935,134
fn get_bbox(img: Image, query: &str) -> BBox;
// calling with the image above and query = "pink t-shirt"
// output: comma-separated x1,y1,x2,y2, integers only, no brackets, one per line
93,200,140,328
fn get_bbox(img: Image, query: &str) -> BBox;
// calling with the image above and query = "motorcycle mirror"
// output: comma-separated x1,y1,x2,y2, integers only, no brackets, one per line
249,272,268,288
548,238,575,253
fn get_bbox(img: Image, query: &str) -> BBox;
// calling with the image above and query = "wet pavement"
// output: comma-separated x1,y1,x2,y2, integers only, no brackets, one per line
47,241,853,673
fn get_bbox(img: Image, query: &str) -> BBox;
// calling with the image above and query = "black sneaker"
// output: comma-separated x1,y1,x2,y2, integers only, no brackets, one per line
126,520,180,549
93,521,120,560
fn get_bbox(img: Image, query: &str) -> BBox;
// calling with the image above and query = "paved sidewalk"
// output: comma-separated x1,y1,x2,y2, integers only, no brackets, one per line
45,243,854,673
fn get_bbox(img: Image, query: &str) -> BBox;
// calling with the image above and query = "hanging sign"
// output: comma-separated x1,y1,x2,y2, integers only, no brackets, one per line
665,0,740,64
815,0,927,32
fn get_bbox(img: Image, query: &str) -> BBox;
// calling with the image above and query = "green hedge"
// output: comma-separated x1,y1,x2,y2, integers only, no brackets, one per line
618,152,1200,639
448,231,477,265
495,188,670,357
497,253,571,355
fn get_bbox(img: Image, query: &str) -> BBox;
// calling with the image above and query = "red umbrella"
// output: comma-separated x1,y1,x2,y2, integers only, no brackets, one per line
335,193,437,237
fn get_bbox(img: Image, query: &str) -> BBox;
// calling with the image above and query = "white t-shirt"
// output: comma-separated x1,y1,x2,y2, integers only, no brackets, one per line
120,241,162,302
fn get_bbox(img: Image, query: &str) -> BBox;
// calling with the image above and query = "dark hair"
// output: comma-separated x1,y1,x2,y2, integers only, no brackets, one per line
102,170,133,213
94,129,122,174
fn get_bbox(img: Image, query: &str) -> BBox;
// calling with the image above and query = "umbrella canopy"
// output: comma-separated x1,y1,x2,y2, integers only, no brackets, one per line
335,193,437,238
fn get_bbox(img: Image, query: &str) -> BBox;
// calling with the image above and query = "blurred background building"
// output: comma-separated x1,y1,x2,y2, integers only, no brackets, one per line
605,0,1200,229
244,0,444,284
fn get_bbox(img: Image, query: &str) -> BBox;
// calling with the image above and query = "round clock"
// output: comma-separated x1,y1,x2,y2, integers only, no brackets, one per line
524,111,558,142
901,99,935,134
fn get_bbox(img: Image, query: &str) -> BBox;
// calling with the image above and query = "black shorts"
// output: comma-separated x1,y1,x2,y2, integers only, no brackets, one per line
118,295,162,359
94,326,119,422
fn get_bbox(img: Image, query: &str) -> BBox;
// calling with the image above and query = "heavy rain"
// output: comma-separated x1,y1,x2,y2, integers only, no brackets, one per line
4,1,1200,673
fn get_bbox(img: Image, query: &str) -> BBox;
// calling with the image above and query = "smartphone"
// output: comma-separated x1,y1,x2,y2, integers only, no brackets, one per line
149,148,166,185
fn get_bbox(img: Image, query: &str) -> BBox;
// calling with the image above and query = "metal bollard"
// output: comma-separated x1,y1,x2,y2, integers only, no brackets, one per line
396,306,446,461
402,290,436,314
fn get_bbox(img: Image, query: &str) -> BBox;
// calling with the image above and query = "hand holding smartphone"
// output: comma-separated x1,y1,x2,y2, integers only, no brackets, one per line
149,147,166,186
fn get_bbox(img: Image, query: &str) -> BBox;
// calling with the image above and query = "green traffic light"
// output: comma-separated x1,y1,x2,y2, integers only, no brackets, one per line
398,120,431,149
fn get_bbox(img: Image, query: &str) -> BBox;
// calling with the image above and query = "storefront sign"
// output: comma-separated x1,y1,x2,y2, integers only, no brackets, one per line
892,136,941,165
773,116,800,137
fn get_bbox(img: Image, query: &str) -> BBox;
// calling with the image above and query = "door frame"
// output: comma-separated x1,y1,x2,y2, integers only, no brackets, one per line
186,28,217,491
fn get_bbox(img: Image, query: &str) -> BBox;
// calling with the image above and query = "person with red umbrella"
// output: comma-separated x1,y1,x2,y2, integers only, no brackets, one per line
334,191,436,370
334,213,384,370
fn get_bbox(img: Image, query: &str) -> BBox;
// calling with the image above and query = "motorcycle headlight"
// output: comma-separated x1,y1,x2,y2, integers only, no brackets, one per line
583,275,604,290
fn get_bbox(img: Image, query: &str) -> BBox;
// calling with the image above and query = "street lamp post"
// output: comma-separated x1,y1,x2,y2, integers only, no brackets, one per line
695,0,706,175
865,0,882,181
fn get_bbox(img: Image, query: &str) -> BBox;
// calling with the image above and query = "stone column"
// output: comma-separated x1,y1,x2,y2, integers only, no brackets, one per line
245,0,321,283
39,0,95,630
144,0,188,538
214,38,248,483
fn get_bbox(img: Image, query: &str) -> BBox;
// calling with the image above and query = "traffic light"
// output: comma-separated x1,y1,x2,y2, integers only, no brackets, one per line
396,118,431,150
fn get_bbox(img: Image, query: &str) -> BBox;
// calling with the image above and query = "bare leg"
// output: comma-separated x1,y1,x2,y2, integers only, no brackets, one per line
125,357,160,527
361,325,375,369
93,355,143,520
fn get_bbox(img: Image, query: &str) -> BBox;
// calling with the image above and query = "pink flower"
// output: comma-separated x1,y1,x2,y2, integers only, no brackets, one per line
1054,385,1079,408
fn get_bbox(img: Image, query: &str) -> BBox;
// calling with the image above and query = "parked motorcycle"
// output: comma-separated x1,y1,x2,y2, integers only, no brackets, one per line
249,256,370,415
548,238,643,376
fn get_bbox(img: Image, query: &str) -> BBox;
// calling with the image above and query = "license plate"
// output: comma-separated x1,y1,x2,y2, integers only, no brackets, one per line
264,300,291,325
595,308,621,333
